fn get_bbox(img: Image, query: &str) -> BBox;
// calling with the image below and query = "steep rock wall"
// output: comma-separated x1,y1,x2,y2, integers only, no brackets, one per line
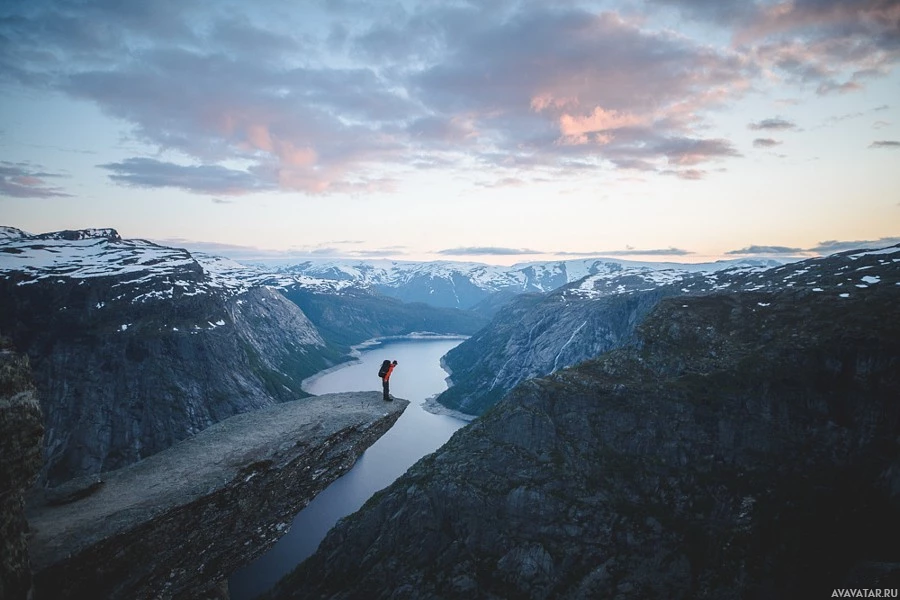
272,281,900,599
0,342,43,600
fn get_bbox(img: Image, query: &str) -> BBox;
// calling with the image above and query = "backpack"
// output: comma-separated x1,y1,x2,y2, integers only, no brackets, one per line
378,359,391,378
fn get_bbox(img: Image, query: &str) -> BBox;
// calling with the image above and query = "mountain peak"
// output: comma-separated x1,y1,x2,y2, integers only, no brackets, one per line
0,226,32,241
32,228,122,242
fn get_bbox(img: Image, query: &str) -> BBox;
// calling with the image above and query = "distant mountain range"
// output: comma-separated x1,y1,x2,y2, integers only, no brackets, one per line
259,256,786,312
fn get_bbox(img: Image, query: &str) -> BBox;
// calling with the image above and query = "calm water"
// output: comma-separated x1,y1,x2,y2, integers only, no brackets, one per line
228,337,467,600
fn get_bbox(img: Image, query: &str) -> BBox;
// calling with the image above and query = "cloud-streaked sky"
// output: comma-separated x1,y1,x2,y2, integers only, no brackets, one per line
1,0,898,264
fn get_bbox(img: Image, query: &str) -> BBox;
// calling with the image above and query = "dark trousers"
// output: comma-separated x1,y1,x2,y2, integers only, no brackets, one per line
382,379,390,400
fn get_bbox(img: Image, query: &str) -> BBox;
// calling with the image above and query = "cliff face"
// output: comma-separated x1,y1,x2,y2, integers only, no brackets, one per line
0,231,345,486
437,245,900,417
272,256,900,599
437,288,671,416
25,392,408,600
0,342,43,600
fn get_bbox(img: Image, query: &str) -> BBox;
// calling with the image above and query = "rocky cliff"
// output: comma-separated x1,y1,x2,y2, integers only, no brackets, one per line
25,391,407,600
0,229,346,485
270,248,900,599
0,340,43,600
437,246,900,417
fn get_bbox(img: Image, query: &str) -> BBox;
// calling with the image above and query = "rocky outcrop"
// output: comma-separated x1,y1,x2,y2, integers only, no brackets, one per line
270,257,900,599
0,341,43,600
26,391,408,600
437,245,900,417
0,230,347,486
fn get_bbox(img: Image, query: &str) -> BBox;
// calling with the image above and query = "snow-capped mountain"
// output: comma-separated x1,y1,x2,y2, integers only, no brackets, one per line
0,230,359,303
261,256,786,311
0,229,354,485
437,244,900,416
0,228,486,484
0,225,31,241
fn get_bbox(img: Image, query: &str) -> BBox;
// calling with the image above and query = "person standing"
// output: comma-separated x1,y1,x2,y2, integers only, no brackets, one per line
382,360,397,401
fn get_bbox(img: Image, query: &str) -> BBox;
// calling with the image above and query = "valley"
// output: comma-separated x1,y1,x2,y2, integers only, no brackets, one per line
1,227,898,598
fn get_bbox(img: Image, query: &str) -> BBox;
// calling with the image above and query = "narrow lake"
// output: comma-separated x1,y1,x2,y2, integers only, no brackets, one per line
228,336,468,600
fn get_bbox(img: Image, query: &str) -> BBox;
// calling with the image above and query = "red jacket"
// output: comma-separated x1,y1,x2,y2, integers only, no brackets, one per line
383,363,395,381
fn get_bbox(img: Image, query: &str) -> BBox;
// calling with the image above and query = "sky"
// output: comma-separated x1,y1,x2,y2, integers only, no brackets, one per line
1,0,899,265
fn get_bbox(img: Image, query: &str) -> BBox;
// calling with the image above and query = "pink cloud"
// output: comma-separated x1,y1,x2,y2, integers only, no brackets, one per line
739,1,900,43
558,107,646,138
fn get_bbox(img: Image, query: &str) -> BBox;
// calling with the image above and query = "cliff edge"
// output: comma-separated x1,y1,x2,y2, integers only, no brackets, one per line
26,391,408,599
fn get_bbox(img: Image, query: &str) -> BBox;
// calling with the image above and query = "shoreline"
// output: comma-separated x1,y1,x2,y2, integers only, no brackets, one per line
421,393,477,422
300,332,470,395
418,353,477,421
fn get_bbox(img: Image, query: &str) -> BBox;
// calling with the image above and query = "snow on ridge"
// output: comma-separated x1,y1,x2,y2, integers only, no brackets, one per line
0,236,195,280
849,245,900,258
0,226,31,240
265,255,791,296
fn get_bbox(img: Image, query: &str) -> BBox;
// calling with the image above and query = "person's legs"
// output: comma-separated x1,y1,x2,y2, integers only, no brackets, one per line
383,379,391,401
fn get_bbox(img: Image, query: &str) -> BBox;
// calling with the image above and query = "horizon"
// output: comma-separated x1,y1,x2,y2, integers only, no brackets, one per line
4,221,881,269
1,1,899,264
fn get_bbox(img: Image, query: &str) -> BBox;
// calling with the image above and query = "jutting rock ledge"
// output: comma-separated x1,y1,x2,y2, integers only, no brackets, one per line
25,391,408,599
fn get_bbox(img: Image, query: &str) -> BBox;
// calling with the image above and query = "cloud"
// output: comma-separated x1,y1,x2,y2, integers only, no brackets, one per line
2,2,760,192
869,140,900,149
748,118,797,131
873,120,891,129
726,244,805,255
410,8,751,173
728,238,900,256
0,161,72,198
753,138,782,148
645,1,900,102
580,247,693,256
661,168,708,180
474,177,528,188
154,238,409,261
3,0,899,197
735,1,900,95
436,245,694,258
436,246,543,256
812,237,900,254
99,158,274,194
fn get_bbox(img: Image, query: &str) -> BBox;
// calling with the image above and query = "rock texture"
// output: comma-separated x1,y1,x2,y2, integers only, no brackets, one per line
437,288,671,416
0,340,43,600
0,230,346,485
437,245,900,417
271,253,900,599
26,391,408,600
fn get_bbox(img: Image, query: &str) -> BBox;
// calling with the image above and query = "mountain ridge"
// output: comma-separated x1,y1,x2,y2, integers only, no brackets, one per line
436,244,900,416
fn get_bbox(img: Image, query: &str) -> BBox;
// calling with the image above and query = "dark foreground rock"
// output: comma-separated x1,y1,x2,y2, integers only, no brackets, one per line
271,279,900,598
26,391,408,600
0,343,44,600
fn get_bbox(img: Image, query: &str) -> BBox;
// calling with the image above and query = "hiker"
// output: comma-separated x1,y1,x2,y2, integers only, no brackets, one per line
380,359,397,401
